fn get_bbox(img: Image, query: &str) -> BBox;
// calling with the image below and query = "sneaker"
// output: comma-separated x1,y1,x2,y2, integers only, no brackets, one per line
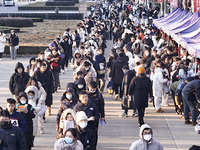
119,112,128,117
132,113,138,117
192,121,198,126
185,119,192,124
114,94,119,100
161,103,170,107
65,68,69,71
39,128,44,134
61,69,65,74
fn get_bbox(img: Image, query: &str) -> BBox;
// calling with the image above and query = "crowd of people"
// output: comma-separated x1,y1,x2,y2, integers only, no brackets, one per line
0,0,200,149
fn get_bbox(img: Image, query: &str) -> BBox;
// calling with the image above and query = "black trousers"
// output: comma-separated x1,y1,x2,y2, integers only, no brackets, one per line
138,108,145,126
113,83,123,98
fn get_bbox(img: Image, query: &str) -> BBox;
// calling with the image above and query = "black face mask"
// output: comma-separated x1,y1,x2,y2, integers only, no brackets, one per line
0,121,10,129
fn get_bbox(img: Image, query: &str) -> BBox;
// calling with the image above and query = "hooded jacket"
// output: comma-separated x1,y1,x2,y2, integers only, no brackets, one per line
75,78,86,98
9,62,30,96
54,138,83,150
72,50,83,69
129,124,163,150
0,128,9,150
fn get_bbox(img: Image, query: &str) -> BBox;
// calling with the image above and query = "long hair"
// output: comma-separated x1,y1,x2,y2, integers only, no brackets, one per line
26,76,40,90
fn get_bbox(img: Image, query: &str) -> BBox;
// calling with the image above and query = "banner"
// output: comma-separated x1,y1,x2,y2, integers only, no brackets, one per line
171,0,178,7
194,0,200,13
167,0,170,3
157,0,163,2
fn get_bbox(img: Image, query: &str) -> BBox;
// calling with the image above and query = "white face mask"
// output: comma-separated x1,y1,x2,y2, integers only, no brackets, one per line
78,84,84,89
145,51,149,57
79,121,88,129
20,100,26,105
85,67,90,71
66,94,72,100
143,134,152,141
89,88,96,93
37,64,40,68
31,62,35,65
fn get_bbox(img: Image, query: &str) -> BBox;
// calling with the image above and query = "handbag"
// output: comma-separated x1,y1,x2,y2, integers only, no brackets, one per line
121,96,133,110
37,105,48,117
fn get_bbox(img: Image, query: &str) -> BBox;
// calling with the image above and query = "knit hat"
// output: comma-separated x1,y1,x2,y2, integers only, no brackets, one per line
76,111,88,124
138,67,145,74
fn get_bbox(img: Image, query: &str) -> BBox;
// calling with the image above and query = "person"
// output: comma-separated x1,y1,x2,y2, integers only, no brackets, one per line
182,79,200,126
8,30,19,59
34,61,55,116
76,111,95,150
153,63,168,113
9,62,30,100
129,124,163,150
26,77,47,134
6,98,26,132
26,57,36,75
95,48,106,93
54,128,83,150
0,30,6,61
87,81,105,147
0,110,26,150
47,48,62,92
61,36,71,72
128,67,153,127
110,51,128,100
17,92,35,150
121,65,136,117
73,90,99,148
56,109,76,139
0,128,9,149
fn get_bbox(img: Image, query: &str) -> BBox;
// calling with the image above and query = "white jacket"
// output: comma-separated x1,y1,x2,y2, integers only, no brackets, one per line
126,51,135,70
38,82,47,105
0,33,6,53
153,68,168,97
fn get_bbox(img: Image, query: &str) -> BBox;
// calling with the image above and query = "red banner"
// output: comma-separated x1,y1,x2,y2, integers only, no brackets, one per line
171,0,178,7
194,0,200,13
157,0,163,3
167,0,170,3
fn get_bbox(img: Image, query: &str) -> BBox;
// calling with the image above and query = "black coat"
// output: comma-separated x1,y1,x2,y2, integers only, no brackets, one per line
110,56,128,85
88,91,105,118
122,70,136,96
9,62,30,96
107,52,117,76
34,69,55,105
0,123,26,150
20,104,35,148
0,129,9,150
8,34,19,46
128,73,152,109
61,40,72,57
76,127,95,150
74,100,99,133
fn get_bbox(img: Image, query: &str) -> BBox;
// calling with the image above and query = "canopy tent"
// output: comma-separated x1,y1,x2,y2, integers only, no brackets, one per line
153,8,182,27
187,44,200,58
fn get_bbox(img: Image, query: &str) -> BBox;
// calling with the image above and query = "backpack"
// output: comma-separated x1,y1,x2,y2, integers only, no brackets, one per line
133,43,141,54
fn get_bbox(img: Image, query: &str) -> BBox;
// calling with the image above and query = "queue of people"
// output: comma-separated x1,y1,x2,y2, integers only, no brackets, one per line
0,0,200,149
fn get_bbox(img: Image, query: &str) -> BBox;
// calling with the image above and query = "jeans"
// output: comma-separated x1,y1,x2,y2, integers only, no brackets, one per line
10,46,16,58
52,71,59,91
182,92,196,121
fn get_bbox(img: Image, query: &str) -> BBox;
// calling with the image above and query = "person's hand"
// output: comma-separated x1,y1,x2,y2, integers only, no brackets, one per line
88,116,95,121
23,110,28,113
101,117,105,121
178,105,182,109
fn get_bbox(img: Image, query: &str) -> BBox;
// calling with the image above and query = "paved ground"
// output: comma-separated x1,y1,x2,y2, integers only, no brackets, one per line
0,41,200,150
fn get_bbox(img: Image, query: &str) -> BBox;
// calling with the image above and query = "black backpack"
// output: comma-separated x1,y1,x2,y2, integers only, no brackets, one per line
133,43,141,54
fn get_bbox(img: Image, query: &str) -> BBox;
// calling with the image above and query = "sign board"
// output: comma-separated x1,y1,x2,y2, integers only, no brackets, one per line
171,0,178,7
194,0,200,12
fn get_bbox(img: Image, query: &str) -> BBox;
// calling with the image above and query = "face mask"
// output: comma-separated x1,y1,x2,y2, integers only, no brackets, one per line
79,121,88,129
11,32,15,35
145,51,149,57
64,137,73,144
31,62,35,65
78,84,84,89
37,64,40,68
66,94,72,100
0,121,9,129
21,100,26,105
143,134,152,141
28,95,34,99
144,64,147,68
92,37,95,40
89,89,96,93
85,67,90,71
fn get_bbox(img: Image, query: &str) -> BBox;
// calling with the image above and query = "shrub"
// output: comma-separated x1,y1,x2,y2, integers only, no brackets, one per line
18,6,78,10
31,18,44,22
5,46,48,54
0,26,20,33
0,17,33,27
45,1,75,6
54,0,79,3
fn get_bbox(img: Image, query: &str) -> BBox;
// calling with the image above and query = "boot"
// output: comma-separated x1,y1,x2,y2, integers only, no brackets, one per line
192,120,197,126
156,108,164,113
185,119,192,124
